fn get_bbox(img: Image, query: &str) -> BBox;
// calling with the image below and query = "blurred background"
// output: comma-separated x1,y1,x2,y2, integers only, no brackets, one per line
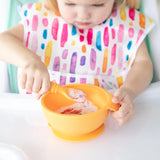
0,0,10,33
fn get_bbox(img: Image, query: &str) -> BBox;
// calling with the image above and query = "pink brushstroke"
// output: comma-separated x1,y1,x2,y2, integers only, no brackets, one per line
103,27,109,47
32,15,38,31
129,8,135,21
80,78,86,84
136,30,143,44
31,34,38,53
42,18,48,27
26,32,30,47
96,67,100,75
80,35,84,42
111,44,116,65
118,24,124,43
52,18,59,40
128,28,134,38
63,63,67,70
28,4,33,9
87,29,93,45
111,28,115,39
61,24,68,47
107,68,112,76
62,49,68,59
118,46,123,69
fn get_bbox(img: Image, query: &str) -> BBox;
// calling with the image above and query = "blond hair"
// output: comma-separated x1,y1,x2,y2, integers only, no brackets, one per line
45,0,59,15
125,0,140,9
45,0,140,15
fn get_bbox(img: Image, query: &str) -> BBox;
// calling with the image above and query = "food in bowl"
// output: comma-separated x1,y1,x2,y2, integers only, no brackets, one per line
56,99,98,115
68,88,87,102
56,88,98,115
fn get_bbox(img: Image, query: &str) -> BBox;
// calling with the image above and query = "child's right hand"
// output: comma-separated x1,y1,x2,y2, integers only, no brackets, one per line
19,59,50,99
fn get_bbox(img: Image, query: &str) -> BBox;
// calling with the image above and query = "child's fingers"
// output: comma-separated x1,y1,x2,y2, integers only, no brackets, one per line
36,93,42,100
111,111,131,126
111,104,129,118
111,103,135,126
19,72,27,89
112,95,134,117
38,78,50,96
36,80,49,100
32,78,42,93
112,89,126,103
25,75,34,92
114,109,135,126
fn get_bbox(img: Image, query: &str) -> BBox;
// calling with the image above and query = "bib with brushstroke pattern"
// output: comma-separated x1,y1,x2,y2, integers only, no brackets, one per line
18,2,154,93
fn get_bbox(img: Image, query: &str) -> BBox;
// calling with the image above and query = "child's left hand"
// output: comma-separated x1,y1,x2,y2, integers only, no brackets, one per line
111,86,135,126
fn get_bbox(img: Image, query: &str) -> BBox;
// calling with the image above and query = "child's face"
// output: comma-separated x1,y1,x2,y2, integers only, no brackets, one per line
56,0,115,29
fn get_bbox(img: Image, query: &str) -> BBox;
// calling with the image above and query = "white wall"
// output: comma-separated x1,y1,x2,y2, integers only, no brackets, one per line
0,0,10,32
143,0,160,82
0,0,11,93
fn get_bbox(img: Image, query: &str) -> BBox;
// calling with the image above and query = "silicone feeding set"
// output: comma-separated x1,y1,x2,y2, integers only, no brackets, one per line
41,82,120,142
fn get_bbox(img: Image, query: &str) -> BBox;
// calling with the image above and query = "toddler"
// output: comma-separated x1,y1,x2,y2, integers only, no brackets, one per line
0,0,154,125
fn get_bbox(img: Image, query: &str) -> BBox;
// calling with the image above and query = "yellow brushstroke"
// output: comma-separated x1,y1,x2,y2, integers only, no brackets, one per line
71,40,76,46
102,49,108,73
44,41,52,67
120,6,126,21
36,2,42,11
129,22,133,26
44,12,48,16
116,76,123,88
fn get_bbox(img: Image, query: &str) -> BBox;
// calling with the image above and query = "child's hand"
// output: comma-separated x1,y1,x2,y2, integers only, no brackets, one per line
111,86,135,126
19,59,50,99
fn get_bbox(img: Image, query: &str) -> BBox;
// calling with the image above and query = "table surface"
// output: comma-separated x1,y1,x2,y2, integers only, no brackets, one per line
0,82,160,160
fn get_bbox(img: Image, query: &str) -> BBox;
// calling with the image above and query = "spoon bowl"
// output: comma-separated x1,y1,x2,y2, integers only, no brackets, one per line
49,82,87,102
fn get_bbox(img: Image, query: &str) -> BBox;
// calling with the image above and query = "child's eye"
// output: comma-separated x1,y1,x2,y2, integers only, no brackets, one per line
92,3,104,7
65,3,75,6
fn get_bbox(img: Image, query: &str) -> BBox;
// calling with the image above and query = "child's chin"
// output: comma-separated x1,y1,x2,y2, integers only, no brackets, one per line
74,23,94,30
76,25,92,30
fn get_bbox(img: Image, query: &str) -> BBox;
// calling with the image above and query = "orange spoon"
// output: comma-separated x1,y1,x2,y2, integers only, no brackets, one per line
49,82,87,102
49,82,74,101
49,82,120,111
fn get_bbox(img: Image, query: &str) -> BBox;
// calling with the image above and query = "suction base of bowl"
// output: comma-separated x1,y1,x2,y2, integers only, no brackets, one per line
49,123,104,142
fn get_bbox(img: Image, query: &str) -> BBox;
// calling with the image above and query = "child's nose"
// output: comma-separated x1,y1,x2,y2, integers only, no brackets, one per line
77,7,91,20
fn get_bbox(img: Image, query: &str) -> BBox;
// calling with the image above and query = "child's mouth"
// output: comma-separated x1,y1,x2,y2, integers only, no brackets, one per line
76,21,91,26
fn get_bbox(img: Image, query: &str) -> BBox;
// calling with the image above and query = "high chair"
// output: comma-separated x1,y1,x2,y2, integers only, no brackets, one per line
0,0,160,93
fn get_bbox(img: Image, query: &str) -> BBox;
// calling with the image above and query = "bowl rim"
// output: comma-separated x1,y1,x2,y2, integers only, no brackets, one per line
41,83,111,117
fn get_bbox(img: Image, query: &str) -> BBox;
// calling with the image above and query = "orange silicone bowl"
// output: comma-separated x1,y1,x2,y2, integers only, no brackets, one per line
41,83,120,141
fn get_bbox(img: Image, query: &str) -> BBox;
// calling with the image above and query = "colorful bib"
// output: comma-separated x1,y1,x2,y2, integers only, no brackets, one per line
18,2,154,93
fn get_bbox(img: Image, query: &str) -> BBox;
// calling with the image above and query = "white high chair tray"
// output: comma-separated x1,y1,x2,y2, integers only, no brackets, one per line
0,82,160,160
